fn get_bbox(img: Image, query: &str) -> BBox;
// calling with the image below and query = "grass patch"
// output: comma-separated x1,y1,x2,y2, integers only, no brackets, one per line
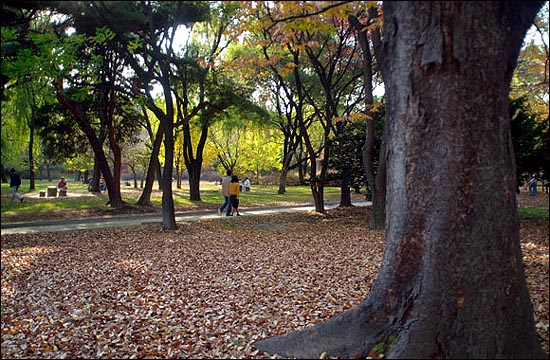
1,180,346,219
518,207,549,219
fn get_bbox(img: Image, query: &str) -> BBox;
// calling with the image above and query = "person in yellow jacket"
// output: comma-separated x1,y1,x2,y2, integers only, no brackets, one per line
228,175,241,216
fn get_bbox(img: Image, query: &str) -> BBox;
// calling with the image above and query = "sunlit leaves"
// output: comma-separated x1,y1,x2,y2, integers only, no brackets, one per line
90,27,115,46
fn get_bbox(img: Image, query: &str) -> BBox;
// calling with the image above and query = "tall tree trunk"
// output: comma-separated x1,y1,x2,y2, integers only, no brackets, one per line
0,163,6,183
28,126,35,190
369,133,387,230
161,122,177,229
254,2,546,358
310,181,325,213
46,163,51,182
350,10,386,229
107,113,122,199
277,167,288,194
91,161,101,193
188,161,202,201
339,171,352,207
137,124,163,206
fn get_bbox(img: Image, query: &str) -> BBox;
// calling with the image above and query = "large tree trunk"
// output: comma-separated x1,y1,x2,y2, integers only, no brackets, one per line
187,161,202,201
161,122,177,230
254,2,546,358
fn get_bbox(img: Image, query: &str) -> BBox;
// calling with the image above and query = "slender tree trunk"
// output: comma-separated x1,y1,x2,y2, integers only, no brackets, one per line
28,126,35,190
339,171,352,207
350,11,386,229
108,120,122,198
46,163,51,182
156,159,163,191
1,163,6,183
254,2,546,358
369,134,387,230
278,167,289,194
137,124,163,206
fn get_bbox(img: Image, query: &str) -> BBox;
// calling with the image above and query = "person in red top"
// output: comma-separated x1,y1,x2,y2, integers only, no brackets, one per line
58,177,67,194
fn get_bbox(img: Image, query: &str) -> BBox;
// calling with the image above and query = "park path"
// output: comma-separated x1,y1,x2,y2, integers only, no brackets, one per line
1,201,371,235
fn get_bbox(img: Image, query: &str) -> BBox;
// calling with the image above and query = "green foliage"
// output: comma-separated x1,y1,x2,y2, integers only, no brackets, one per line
327,120,367,188
510,96,548,184
34,103,88,163
327,104,385,190
518,206,550,219
91,27,115,46
0,180,345,218
511,3,549,122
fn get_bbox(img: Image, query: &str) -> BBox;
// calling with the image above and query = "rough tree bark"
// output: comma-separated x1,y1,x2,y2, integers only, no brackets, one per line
254,2,546,358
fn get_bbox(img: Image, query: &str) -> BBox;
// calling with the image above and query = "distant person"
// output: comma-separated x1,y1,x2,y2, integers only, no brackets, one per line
528,174,537,196
58,177,68,192
9,168,24,203
219,170,232,215
244,177,251,192
229,175,241,216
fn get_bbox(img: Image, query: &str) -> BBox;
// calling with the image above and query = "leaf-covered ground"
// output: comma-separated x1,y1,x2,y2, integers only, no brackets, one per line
1,205,548,359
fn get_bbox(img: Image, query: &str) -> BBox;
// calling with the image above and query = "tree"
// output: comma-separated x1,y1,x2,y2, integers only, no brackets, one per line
254,2,547,358
301,15,364,210
511,2,549,121
1,1,54,187
327,108,384,199
510,96,549,184
253,34,312,195
68,1,210,228
511,3,549,185
349,4,387,230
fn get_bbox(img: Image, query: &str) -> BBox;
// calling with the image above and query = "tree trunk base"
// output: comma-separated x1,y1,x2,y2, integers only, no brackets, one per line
254,303,387,359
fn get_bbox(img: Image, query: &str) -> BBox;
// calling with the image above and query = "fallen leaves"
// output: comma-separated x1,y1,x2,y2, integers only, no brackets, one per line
1,206,548,358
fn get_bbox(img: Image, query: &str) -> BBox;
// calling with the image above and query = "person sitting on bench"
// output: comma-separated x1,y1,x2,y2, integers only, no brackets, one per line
58,177,68,196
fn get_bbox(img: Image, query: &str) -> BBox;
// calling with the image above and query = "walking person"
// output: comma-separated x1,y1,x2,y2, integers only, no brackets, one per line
228,175,241,216
9,168,24,203
219,170,232,215
528,173,538,197
244,177,251,192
